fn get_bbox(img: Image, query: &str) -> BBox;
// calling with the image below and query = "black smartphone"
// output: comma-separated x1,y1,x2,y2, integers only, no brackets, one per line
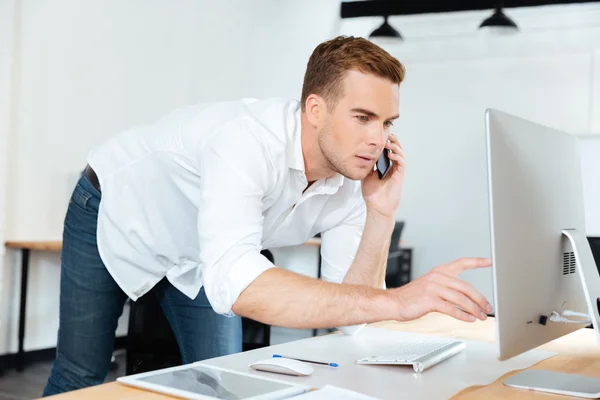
376,149,392,180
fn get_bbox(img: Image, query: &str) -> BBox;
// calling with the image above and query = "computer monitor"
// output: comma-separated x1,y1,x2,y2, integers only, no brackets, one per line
485,109,600,397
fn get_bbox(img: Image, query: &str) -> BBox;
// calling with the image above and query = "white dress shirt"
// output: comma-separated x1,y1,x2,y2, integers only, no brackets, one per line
88,97,368,333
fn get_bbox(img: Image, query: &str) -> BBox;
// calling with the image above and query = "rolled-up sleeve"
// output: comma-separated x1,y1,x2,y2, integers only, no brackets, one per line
196,127,275,316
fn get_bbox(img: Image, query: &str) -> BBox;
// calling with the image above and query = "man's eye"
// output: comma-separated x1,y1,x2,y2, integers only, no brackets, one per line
384,121,394,128
356,116,369,123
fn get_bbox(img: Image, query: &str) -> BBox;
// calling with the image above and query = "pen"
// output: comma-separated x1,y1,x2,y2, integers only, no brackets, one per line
272,354,338,368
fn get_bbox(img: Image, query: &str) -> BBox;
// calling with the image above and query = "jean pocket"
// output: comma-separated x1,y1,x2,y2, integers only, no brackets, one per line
70,183,94,212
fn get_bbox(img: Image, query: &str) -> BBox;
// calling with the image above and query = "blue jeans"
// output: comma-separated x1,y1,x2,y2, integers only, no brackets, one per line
42,171,242,396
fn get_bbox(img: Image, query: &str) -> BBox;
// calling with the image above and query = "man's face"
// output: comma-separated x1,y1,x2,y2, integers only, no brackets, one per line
318,70,400,181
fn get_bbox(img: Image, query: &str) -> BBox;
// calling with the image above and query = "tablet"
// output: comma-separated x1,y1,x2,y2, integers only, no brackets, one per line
117,362,311,400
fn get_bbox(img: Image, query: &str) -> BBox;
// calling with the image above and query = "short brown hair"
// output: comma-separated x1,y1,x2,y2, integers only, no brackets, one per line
300,36,405,112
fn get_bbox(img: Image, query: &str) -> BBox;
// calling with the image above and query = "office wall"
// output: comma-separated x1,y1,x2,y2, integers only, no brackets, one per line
580,137,600,236
2,1,600,354
0,0,16,248
0,0,17,354
593,50,600,133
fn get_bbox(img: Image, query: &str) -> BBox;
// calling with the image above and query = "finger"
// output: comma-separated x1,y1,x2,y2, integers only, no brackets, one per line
437,285,487,321
385,144,405,164
385,142,403,156
433,299,476,322
437,273,492,314
387,151,404,164
387,133,402,148
387,155,404,178
440,257,492,276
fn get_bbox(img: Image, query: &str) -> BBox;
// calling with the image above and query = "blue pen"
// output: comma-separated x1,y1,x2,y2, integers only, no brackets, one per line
273,354,338,368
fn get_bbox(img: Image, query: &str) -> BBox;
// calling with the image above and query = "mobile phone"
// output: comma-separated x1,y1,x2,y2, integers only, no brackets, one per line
376,149,392,180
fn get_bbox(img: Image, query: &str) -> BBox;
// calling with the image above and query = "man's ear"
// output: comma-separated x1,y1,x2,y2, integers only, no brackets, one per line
304,94,326,128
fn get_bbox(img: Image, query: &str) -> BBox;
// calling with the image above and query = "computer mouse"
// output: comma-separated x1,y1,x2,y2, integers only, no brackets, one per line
248,358,314,376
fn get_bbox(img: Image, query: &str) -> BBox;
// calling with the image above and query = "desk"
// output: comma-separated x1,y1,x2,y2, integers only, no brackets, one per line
303,237,405,248
44,313,600,399
4,241,62,372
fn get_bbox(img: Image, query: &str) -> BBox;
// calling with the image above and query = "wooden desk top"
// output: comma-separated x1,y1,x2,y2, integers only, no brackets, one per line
372,314,600,399
44,313,600,399
5,238,321,252
304,237,322,246
4,241,62,252
3,238,402,252
304,237,406,248
3,238,320,252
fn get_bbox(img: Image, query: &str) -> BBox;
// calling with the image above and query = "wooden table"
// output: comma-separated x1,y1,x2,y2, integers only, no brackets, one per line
4,241,62,372
43,313,600,399
304,237,405,247
374,314,600,399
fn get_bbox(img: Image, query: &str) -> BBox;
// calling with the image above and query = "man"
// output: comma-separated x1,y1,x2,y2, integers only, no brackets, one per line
43,35,492,396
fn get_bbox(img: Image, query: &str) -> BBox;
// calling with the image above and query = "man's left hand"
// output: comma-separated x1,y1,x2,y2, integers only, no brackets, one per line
361,133,405,218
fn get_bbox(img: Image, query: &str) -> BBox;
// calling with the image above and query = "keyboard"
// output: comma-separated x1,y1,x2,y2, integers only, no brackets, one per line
355,338,466,372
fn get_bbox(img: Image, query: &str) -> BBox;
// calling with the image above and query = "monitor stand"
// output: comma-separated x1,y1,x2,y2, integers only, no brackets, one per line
502,229,600,398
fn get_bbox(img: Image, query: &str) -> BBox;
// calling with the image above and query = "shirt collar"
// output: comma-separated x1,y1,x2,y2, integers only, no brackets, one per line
287,107,305,172
288,107,345,193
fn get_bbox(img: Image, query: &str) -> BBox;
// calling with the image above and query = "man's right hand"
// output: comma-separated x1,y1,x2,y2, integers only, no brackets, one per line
232,258,492,330
389,258,493,323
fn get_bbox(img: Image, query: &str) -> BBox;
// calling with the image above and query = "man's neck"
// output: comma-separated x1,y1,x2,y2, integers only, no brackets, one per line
300,112,336,183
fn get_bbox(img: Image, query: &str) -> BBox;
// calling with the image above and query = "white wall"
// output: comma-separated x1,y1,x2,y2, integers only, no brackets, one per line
580,137,600,236
592,50,600,133
0,0,16,231
0,0,18,355
243,1,341,99
0,0,16,247
2,1,600,354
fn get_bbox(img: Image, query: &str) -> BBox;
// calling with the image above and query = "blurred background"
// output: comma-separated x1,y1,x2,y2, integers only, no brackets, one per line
0,0,599,397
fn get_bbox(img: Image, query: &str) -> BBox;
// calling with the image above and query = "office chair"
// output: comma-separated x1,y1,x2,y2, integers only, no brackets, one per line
242,250,273,351
385,221,411,288
126,290,181,375
314,221,408,286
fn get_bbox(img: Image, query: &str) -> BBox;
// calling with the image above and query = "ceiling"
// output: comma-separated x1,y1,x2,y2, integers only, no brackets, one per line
341,0,600,18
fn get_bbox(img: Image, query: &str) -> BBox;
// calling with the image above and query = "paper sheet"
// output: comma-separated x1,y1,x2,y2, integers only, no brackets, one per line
292,385,380,399
203,327,556,400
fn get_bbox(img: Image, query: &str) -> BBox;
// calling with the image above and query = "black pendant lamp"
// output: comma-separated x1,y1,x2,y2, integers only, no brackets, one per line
479,4,518,33
369,15,403,42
